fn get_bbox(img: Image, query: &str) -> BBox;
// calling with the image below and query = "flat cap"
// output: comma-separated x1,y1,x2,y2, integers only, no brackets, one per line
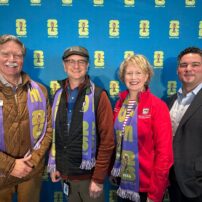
62,46,89,60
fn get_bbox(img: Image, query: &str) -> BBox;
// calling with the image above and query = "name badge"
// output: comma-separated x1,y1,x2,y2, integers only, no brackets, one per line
63,181,70,196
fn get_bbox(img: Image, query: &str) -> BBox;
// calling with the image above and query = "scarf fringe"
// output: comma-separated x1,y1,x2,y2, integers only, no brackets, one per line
80,158,96,170
117,187,140,202
111,167,121,177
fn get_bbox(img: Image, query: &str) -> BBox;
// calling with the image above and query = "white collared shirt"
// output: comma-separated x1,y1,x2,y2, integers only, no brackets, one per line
170,83,202,136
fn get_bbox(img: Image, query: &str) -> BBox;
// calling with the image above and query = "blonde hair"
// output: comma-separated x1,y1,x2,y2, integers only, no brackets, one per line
119,54,153,87
0,34,26,56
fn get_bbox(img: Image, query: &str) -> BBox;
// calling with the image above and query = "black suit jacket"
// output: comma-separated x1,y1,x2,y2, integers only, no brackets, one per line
168,88,202,198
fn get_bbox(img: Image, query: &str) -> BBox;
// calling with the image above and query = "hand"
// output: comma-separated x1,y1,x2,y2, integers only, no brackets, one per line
10,154,33,178
89,180,103,199
146,197,154,202
50,170,61,182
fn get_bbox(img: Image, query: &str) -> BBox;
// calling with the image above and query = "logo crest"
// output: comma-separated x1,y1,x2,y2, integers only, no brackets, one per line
16,19,27,36
94,51,104,68
34,50,44,68
154,51,164,68
78,19,89,38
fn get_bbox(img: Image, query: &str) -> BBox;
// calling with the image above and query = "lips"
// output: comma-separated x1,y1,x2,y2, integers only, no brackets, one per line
184,74,194,77
5,62,18,68
129,81,138,85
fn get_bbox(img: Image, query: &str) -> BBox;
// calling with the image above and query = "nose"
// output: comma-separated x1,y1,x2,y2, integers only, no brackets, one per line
185,64,192,71
8,54,15,60
132,73,136,79
74,61,79,68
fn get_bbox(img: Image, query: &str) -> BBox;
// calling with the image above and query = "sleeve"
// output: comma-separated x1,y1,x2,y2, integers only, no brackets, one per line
0,152,15,175
92,91,115,184
147,101,173,202
29,84,53,167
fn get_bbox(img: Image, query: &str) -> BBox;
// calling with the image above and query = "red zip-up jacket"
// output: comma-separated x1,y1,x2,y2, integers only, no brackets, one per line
113,89,173,202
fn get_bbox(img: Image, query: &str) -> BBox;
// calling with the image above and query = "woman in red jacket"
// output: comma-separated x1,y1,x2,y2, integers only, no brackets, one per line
111,54,173,202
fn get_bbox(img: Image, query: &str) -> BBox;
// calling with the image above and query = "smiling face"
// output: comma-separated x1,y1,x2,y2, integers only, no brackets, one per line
63,54,89,84
0,40,24,81
177,53,202,92
124,63,149,93
119,55,153,98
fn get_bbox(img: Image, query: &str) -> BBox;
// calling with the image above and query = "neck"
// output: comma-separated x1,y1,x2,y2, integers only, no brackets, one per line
129,88,146,101
182,83,199,95
3,74,21,87
69,78,85,90
128,92,138,101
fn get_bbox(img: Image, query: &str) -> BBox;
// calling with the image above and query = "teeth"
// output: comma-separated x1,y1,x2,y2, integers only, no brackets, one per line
6,63,18,68
130,82,138,85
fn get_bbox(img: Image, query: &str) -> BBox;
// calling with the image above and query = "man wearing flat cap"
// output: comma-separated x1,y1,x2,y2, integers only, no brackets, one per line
48,46,115,202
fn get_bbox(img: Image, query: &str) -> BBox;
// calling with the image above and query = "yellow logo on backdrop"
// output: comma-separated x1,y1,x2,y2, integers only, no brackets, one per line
185,0,195,7
50,81,61,96
110,81,119,97
124,51,134,59
16,19,27,36
0,0,9,4
154,51,164,68
167,81,177,96
169,20,179,38
155,0,165,6
62,0,72,5
109,190,118,202
139,20,150,38
94,51,104,68
199,21,202,38
47,19,58,37
54,192,63,202
78,19,89,37
34,50,44,68
109,20,119,37
93,0,104,6
124,0,135,6
30,0,41,5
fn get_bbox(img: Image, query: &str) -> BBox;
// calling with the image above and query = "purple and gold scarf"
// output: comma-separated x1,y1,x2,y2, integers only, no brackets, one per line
111,97,140,202
48,81,96,172
0,80,47,153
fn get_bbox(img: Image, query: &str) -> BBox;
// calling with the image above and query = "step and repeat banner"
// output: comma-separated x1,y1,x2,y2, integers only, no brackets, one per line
0,0,202,201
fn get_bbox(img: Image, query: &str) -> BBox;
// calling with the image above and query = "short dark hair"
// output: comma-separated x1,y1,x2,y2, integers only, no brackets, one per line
177,47,202,64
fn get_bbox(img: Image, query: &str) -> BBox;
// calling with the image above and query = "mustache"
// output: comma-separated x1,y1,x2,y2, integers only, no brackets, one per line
5,62,18,68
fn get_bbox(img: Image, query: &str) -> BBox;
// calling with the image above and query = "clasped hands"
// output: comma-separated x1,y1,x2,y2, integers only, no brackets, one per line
10,154,34,179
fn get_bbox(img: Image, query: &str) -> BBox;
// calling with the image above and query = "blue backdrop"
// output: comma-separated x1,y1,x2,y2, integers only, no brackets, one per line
0,0,202,201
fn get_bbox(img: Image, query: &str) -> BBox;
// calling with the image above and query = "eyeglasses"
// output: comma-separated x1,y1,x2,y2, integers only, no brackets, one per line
179,62,202,68
64,59,88,67
0,50,23,60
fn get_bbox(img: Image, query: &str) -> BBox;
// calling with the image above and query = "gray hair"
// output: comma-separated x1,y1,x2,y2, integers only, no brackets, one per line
0,34,26,56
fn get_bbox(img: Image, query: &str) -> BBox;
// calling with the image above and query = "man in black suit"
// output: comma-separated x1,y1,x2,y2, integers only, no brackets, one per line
168,47,202,202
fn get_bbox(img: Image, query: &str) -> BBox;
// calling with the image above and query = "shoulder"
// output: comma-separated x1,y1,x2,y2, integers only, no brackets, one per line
140,90,169,111
94,85,104,95
94,86,107,107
